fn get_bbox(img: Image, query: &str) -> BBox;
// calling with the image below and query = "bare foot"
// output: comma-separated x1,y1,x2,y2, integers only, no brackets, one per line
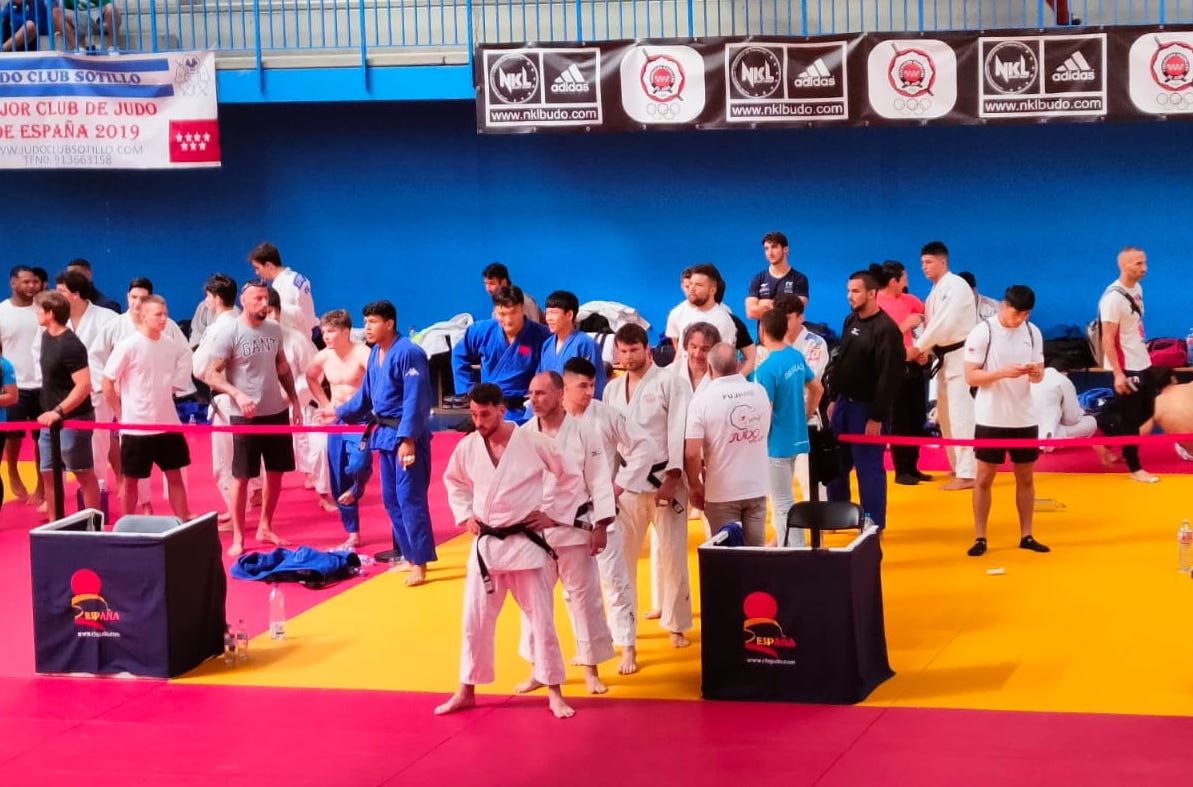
1092,445,1122,466
643,609,661,620
434,688,476,716
304,474,315,490
8,475,28,501
27,492,44,508
618,646,638,675
317,495,338,513
337,489,357,506
670,632,691,648
584,667,607,695
940,478,975,491
138,502,154,515
227,540,244,557
546,686,575,719
256,529,290,547
1130,470,1160,484
514,675,545,694
36,500,48,515
405,565,427,586
335,534,360,552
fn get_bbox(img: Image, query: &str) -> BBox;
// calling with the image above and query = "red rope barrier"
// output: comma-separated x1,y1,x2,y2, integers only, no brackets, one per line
0,420,366,435
836,432,1193,448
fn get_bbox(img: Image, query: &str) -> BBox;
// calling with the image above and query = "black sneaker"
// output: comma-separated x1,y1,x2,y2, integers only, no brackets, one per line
894,473,920,486
967,538,987,557
1019,535,1051,553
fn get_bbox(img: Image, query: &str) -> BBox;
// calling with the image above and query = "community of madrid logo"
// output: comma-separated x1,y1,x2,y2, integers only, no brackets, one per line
742,591,795,658
1151,39,1193,91
71,568,120,632
640,51,686,102
888,46,936,97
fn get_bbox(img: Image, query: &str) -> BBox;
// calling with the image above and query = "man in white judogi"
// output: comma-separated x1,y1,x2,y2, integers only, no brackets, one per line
437,383,584,719
602,324,693,649
515,371,616,695
562,355,639,676
912,241,979,490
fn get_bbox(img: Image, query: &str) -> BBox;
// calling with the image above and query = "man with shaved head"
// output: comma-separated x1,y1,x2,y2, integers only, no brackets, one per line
684,343,772,546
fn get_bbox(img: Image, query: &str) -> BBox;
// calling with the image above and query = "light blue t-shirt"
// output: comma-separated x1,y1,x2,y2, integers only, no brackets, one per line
0,357,13,423
754,345,814,458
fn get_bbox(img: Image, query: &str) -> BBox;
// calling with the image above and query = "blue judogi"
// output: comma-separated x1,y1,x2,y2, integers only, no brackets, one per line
326,428,372,534
451,318,550,422
338,337,437,565
538,330,606,398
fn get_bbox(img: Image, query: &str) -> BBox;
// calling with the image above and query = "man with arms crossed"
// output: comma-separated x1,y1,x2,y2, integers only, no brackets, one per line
206,279,301,557
603,324,693,649
516,371,616,695
330,301,437,585
963,285,1050,557
562,356,639,675
744,230,810,321
437,383,582,719
307,309,371,552
102,295,193,519
911,241,979,491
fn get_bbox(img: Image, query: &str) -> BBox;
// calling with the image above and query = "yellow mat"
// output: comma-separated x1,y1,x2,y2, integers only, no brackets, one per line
180,471,1193,717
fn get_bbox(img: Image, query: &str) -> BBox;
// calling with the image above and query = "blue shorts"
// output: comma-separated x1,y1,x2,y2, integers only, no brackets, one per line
37,415,94,472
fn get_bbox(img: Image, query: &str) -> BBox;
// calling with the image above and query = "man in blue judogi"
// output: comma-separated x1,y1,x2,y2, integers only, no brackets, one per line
452,285,550,423
335,300,437,586
537,289,606,399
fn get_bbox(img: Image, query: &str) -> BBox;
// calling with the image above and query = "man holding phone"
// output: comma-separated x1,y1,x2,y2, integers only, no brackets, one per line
962,285,1049,558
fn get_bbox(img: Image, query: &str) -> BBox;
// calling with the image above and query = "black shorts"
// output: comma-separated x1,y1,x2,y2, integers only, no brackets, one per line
5,388,42,439
231,410,295,479
974,424,1040,466
120,432,191,479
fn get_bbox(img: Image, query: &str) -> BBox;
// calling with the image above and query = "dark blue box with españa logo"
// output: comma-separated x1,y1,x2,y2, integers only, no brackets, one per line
697,528,892,704
30,510,226,678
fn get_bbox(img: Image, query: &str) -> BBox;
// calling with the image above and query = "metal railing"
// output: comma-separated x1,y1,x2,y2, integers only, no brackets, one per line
2,1,1191,59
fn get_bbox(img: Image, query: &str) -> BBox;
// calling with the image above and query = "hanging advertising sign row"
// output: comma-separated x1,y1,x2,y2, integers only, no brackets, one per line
475,27,1193,132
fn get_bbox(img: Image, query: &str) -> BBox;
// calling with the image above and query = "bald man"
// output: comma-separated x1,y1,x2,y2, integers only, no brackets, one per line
1151,381,1193,456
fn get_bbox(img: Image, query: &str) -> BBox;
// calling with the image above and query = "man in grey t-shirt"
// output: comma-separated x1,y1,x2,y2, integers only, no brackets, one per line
206,279,301,557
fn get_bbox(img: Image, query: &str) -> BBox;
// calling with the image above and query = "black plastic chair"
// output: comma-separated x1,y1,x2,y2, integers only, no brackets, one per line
785,501,866,549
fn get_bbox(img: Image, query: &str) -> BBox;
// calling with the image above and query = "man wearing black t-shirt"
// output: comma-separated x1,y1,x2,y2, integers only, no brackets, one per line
34,290,100,517
745,231,810,327
824,271,904,529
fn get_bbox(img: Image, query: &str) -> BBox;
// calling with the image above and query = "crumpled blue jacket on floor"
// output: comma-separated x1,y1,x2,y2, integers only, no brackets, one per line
231,547,361,588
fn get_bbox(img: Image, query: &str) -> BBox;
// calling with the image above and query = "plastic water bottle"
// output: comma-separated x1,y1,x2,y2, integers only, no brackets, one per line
268,584,286,639
223,625,237,666
863,513,876,532
1179,520,1193,574
234,619,249,662
1186,329,1193,366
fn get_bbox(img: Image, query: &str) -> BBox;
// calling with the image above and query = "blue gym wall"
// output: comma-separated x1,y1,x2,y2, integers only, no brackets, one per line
18,101,1193,340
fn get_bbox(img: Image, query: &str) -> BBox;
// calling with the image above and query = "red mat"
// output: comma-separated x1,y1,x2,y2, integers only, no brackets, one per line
0,431,464,677
0,676,1187,785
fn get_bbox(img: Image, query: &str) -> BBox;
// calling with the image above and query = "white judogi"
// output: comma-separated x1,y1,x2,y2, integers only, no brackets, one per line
1032,367,1096,444
278,323,325,493
518,414,616,666
915,271,979,480
443,426,583,688
575,399,637,648
603,362,693,635
271,267,317,338
193,310,247,508
63,303,117,484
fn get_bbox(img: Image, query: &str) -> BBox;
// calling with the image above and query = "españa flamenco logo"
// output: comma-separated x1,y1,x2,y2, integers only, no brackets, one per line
742,591,795,664
71,569,121,637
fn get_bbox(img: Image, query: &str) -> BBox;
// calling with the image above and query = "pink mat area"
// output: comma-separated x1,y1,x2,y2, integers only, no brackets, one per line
0,677,1189,785
0,430,464,677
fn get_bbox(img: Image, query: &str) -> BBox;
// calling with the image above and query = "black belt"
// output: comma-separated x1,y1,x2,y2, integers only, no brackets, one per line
928,341,966,378
358,415,401,450
573,501,595,531
475,522,558,594
644,460,668,489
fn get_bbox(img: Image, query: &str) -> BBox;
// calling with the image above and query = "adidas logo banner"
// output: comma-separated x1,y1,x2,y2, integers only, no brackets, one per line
474,27,1188,134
